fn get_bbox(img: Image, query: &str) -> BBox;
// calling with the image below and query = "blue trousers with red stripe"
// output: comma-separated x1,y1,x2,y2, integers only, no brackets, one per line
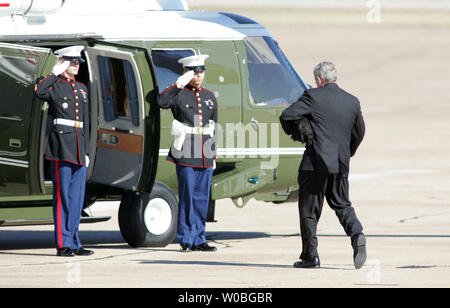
176,165,213,247
51,160,86,250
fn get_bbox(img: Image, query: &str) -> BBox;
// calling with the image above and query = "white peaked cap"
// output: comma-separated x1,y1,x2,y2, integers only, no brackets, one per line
178,54,209,68
54,45,85,58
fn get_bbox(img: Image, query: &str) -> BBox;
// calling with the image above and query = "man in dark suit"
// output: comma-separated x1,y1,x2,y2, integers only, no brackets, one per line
280,61,366,269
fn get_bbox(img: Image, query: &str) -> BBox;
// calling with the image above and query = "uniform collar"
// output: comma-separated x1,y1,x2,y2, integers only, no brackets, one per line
185,84,203,92
59,74,75,83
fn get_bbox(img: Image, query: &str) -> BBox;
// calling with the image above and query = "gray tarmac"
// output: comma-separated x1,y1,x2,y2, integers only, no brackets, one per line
0,195,448,288
0,8,449,288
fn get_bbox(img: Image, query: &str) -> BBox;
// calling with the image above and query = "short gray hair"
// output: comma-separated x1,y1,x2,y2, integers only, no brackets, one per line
314,61,337,83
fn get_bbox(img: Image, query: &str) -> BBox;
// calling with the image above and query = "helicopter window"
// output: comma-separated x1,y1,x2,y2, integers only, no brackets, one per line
244,36,308,106
0,52,39,119
151,49,195,92
97,56,140,126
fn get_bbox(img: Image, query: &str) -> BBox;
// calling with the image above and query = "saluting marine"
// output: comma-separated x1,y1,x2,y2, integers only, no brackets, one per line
35,46,93,257
158,54,218,252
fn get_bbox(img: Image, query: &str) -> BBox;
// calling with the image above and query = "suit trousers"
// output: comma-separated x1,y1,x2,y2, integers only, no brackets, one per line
176,165,213,247
51,160,86,250
298,163,363,260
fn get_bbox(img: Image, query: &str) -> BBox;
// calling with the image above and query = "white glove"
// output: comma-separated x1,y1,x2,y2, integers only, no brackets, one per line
171,119,187,151
176,70,194,88
52,60,70,76
85,155,90,167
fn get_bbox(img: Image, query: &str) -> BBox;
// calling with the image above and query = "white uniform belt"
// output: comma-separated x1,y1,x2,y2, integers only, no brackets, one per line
184,126,214,135
54,118,84,128
171,119,215,151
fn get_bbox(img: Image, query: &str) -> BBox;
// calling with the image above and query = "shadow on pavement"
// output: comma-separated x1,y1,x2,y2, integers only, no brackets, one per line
0,230,273,250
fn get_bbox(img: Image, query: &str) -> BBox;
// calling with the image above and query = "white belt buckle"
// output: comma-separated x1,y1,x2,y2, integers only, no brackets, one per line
191,127,202,134
54,118,83,128
180,124,212,135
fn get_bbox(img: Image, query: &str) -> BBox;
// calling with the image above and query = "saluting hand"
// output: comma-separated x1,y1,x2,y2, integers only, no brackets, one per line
52,59,70,76
176,70,195,89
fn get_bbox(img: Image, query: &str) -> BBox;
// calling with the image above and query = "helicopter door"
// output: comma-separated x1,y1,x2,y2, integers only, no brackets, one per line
0,43,53,196
86,44,158,191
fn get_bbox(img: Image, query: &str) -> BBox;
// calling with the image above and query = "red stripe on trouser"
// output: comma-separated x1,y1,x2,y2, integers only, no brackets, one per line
55,161,63,249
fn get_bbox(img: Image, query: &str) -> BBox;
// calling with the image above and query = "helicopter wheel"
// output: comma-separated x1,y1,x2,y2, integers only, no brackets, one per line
118,182,178,247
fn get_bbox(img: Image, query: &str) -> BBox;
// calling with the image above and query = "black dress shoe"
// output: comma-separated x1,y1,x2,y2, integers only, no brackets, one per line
180,243,192,252
293,257,320,268
352,234,367,269
74,247,94,256
192,243,217,252
56,248,75,257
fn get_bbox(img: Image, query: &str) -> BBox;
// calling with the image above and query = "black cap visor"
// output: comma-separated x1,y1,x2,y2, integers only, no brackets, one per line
62,56,85,63
186,65,206,72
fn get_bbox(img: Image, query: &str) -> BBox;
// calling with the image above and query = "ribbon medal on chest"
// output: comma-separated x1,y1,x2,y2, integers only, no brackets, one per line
205,99,214,109
80,89,88,101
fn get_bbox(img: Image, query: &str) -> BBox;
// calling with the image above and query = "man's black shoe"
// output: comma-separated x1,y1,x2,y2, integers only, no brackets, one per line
293,257,320,268
56,248,75,257
74,248,94,256
352,234,367,269
192,243,217,252
180,243,192,252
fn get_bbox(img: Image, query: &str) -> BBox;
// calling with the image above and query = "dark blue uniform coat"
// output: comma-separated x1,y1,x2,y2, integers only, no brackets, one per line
158,84,218,168
35,73,90,165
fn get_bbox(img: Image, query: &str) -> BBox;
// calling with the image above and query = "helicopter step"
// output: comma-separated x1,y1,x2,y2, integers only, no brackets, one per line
0,216,111,227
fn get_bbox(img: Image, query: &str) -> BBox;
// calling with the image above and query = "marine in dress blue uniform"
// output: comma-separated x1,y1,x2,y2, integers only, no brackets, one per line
35,46,93,257
158,55,218,252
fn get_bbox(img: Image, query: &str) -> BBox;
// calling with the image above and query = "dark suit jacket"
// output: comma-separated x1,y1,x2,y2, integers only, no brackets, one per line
280,83,365,174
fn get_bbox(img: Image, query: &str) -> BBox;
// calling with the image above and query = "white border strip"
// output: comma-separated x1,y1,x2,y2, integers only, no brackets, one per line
159,147,305,156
